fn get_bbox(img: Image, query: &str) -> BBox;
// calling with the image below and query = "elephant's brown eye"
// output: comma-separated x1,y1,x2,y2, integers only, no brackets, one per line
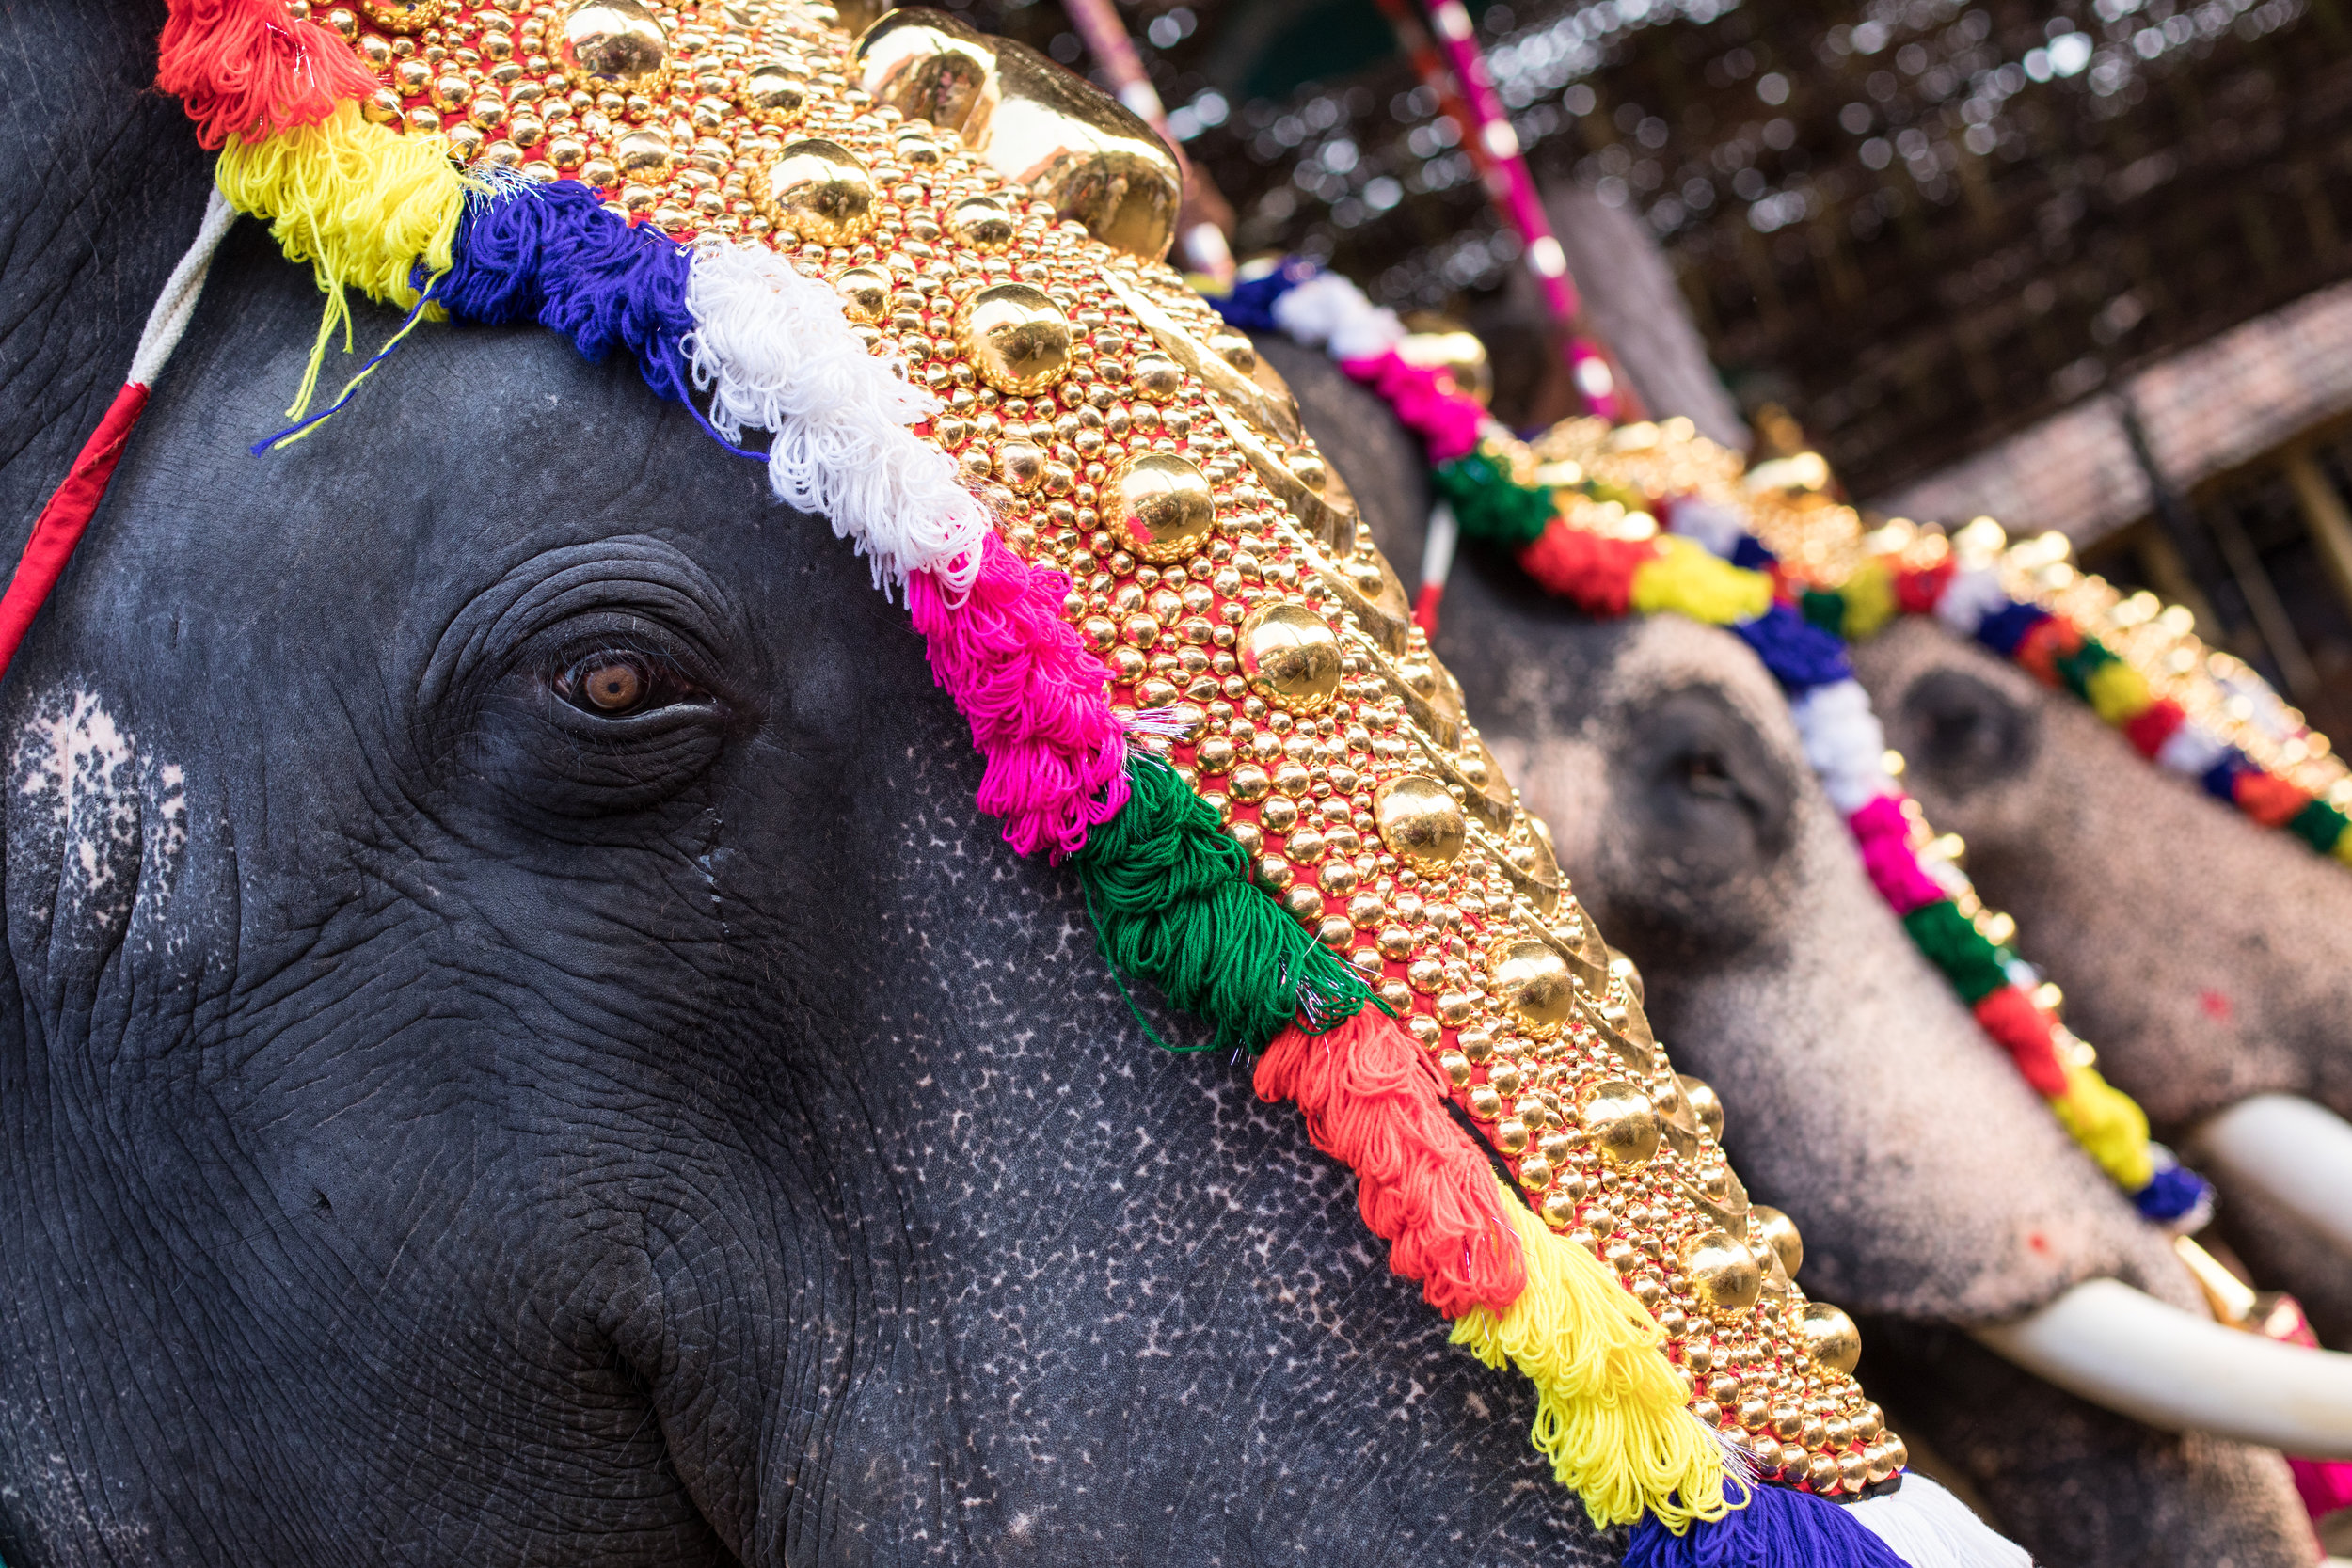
564,654,649,714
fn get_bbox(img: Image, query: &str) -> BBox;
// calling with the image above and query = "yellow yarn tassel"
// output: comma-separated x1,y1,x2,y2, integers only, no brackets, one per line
2333,829,2352,869
1839,558,1899,640
2048,1061,2157,1191
2084,659,2153,725
215,103,470,416
1451,1176,1732,1530
1630,535,1775,626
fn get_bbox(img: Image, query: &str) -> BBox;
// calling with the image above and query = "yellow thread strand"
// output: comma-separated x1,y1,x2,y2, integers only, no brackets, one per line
1840,557,1899,640
215,103,469,311
1630,535,1775,626
1452,1177,1731,1530
2048,1061,2156,1190
265,271,450,451
2085,659,2153,725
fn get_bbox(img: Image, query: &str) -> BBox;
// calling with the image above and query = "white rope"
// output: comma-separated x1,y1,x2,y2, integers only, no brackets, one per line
127,188,238,388
1421,499,1459,600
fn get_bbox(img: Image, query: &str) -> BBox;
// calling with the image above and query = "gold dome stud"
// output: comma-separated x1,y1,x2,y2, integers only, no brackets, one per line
959,282,1073,395
560,0,671,89
1677,1073,1725,1142
1750,1205,1804,1278
1581,1078,1661,1167
761,138,878,245
358,0,446,32
1235,603,1343,714
1682,1229,1764,1315
1104,452,1213,561
739,59,809,126
1372,774,1467,874
833,265,891,325
853,8,1182,260
946,195,1016,250
1487,937,1576,1038
1795,1300,1862,1376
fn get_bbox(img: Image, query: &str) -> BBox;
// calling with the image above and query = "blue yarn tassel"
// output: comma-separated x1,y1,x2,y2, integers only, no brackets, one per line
1626,1485,1912,1568
1972,600,2049,657
1206,255,1317,331
1733,602,1854,692
437,181,699,405
2133,1158,2214,1225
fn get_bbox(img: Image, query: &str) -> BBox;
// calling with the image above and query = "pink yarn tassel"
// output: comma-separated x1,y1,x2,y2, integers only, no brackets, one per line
1847,794,1946,915
1339,351,1486,464
908,531,1131,859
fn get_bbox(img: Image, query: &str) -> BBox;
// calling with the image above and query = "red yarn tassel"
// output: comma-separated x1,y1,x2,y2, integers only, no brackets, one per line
2233,768,2312,830
1970,985,2070,1098
1895,558,1956,615
1514,517,1656,618
1255,1011,1526,1319
157,0,377,150
2122,696,2187,758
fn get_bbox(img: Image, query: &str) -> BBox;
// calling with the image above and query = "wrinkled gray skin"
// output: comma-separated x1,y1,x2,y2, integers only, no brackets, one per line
0,8,2307,1566
1258,337,2315,1567
1855,617,2352,1347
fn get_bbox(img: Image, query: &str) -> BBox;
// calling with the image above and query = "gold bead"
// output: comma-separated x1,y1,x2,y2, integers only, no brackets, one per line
1130,352,1183,402
1681,1229,1764,1315
1260,797,1300,832
1316,915,1353,951
946,195,1016,250
560,0,670,89
1406,958,1443,994
1371,772,1467,874
1678,1073,1725,1142
833,264,891,324
1255,855,1293,892
358,0,445,32
1541,1187,1578,1227
1467,1085,1502,1120
1750,1205,1804,1279
739,59,808,126
1104,452,1214,563
762,137,876,245
1316,860,1358,896
1438,1050,1472,1088
959,281,1072,395
1794,1300,1861,1377
1375,926,1413,960
995,441,1046,493
1581,1079,1661,1167
1805,1452,1841,1490
1486,938,1576,1038
1235,603,1342,714
1228,765,1269,803
1838,1450,1871,1492
1282,884,1323,923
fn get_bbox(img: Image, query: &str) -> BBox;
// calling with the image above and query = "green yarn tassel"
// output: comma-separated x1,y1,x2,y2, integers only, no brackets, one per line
2288,796,2350,855
2052,637,2120,703
1074,753,1378,1053
1434,451,1554,549
1799,588,1847,639
1901,898,2011,1004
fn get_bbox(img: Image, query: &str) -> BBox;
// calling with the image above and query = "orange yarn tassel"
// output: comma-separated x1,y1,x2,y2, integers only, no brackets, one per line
157,0,377,150
1255,1011,1526,1319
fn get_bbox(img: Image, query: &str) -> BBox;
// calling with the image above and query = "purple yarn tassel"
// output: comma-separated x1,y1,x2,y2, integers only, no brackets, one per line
1625,1486,1912,1568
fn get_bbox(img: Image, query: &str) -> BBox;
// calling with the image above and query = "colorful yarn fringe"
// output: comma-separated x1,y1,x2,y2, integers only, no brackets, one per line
91,8,1901,1556
1214,258,2208,1232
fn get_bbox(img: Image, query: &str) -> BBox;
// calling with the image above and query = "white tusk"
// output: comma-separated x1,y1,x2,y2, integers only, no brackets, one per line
2185,1092,2352,1256
1974,1278,2352,1458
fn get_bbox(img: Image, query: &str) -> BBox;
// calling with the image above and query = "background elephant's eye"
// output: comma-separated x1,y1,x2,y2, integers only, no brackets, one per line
560,653,657,715
1678,749,1738,799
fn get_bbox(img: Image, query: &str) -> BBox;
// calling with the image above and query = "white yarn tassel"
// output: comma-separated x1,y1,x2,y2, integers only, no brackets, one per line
1850,1472,2034,1568
1663,495,1748,562
1270,271,1407,361
128,188,239,388
1790,678,1896,815
681,241,990,599
1932,565,2007,638
1422,499,1460,600
2154,719,2232,777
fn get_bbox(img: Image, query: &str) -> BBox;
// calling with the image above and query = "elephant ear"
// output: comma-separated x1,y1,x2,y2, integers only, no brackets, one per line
87,5,2035,1563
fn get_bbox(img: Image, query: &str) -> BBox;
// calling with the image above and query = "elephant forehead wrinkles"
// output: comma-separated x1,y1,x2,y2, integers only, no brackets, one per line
1597,616,1805,763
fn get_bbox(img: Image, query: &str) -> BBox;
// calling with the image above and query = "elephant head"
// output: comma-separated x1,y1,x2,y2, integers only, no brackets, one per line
1854,610,2352,1350
1253,333,2329,1566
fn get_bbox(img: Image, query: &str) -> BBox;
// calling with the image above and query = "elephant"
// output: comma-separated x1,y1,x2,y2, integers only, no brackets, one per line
0,3,2327,1563
1253,333,2331,1566
1854,613,2352,1351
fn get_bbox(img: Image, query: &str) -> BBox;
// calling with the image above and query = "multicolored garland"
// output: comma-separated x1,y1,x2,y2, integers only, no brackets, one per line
1213,257,2210,1233
0,3,2032,1563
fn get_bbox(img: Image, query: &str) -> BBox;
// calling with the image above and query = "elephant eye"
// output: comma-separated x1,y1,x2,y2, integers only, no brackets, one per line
556,650,695,718
1677,749,1740,800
